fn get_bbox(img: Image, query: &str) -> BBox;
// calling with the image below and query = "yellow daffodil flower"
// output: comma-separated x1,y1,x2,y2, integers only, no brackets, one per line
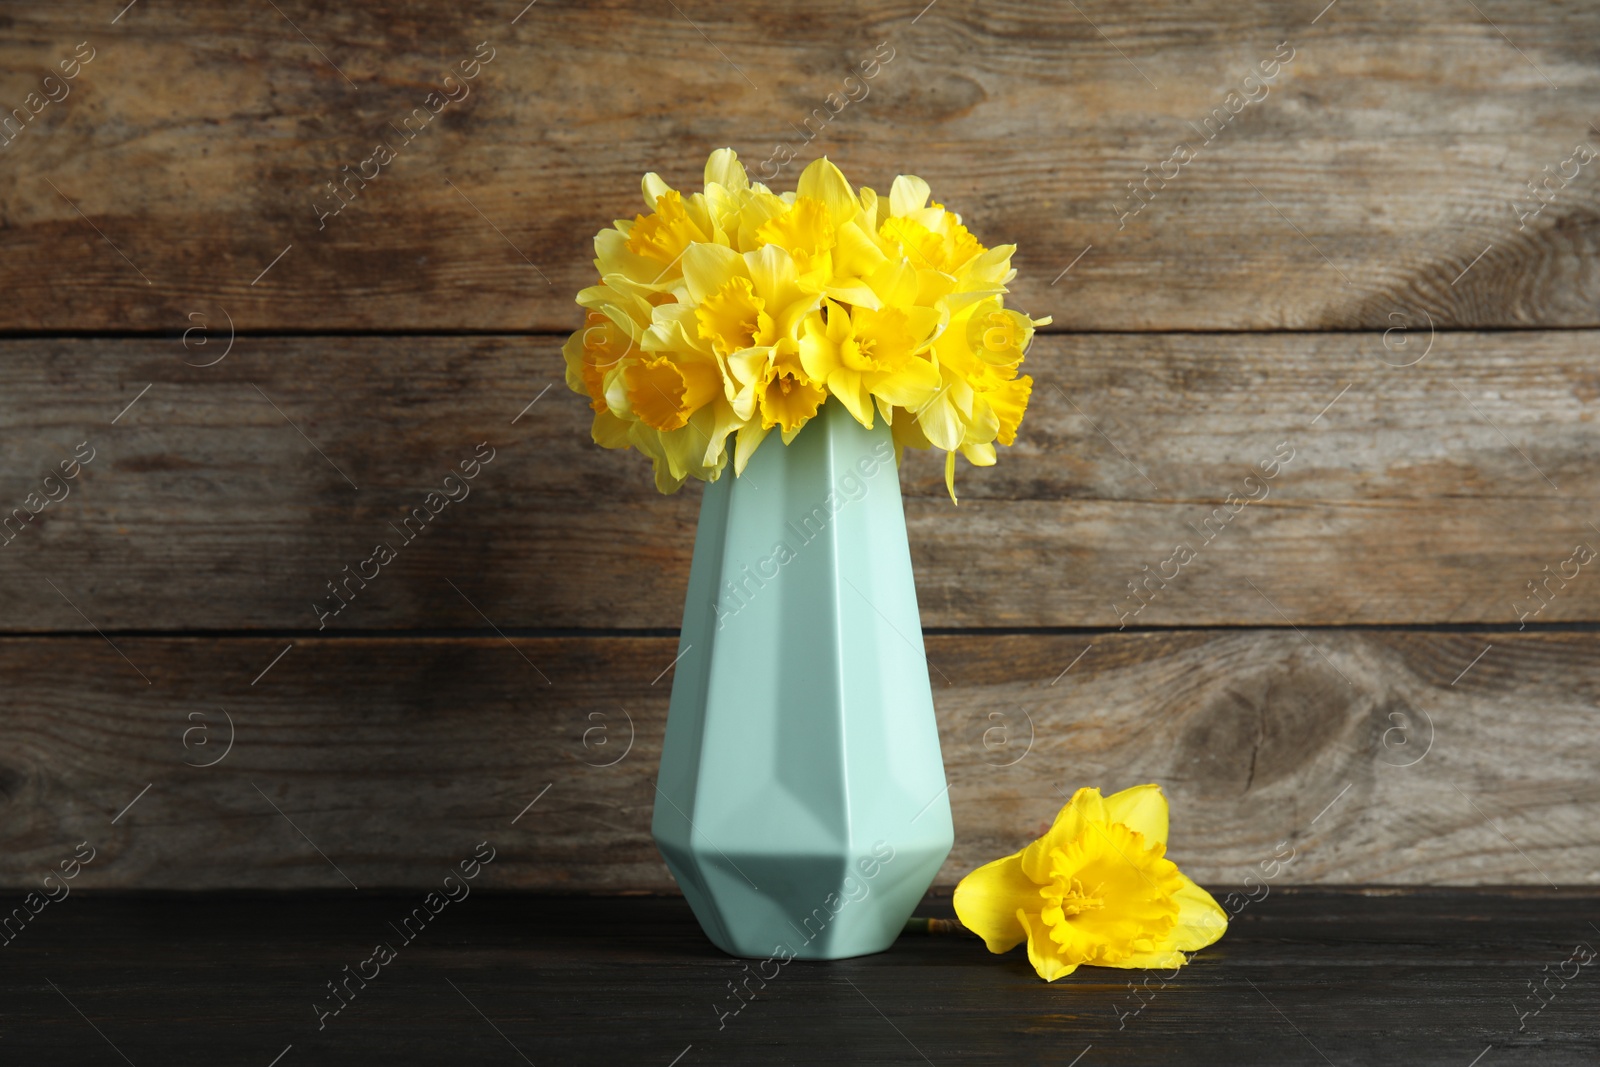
798,299,941,427
623,353,721,433
627,189,710,267
756,196,837,281
755,339,828,436
561,309,635,450
697,276,777,356
953,784,1227,982
564,309,629,415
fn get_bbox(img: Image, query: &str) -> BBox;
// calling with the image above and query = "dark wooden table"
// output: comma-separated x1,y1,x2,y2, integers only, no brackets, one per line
4,889,1594,1065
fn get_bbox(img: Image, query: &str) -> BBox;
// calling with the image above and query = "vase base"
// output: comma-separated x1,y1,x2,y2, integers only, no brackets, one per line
703,932,898,962
658,839,951,962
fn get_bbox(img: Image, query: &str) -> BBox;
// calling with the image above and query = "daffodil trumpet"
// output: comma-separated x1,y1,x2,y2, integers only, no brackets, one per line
953,784,1228,982
565,149,1048,501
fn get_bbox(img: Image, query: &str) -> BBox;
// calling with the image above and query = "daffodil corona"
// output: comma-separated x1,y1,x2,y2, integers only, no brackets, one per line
953,784,1228,981
564,150,1048,499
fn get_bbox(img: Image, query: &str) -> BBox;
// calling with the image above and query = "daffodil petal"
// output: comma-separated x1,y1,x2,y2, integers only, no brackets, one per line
952,850,1033,953
797,311,838,382
1103,784,1170,848
960,441,996,467
733,421,769,475
870,357,941,409
900,305,943,351
1020,910,1080,982
681,242,747,305
703,148,747,192
828,369,873,427
796,157,858,226
1168,875,1229,952
889,174,932,218
918,391,963,453
1095,947,1189,971
642,171,672,209
745,244,800,308
822,280,882,309
834,219,888,279
591,409,631,449
1021,788,1106,882
868,258,919,307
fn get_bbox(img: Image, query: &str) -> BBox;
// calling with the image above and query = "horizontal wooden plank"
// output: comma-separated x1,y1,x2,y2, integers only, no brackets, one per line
7,892,1600,1065
1,333,1595,631
3,2,1600,330
2,630,1596,890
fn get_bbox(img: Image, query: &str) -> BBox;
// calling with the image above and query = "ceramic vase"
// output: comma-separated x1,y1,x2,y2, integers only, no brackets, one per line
651,400,954,960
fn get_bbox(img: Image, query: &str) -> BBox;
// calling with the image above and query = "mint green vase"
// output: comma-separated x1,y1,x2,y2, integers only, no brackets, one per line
651,399,954,960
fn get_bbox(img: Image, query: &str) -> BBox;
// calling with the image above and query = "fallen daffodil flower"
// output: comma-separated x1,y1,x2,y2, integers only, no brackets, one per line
953,784,1228,981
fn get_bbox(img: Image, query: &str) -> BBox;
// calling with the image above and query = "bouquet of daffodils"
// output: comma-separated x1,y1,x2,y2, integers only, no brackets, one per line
564,149,1046,500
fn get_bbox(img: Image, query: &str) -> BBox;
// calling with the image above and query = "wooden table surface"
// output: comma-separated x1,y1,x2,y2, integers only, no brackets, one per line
4,890,1596,1065
2,2,1598,894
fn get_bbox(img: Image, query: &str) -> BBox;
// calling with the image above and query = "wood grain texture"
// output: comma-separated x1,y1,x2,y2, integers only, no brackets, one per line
1,332,1595,631
5,1,1598,903
2,630,1595,891
3,2,1600,330
5,892,1599,1065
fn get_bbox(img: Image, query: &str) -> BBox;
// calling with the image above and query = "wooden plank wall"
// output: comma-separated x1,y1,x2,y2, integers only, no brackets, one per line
1,0,1597,889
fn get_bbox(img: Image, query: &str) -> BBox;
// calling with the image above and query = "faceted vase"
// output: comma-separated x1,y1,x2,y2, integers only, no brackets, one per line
651,399,954,960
